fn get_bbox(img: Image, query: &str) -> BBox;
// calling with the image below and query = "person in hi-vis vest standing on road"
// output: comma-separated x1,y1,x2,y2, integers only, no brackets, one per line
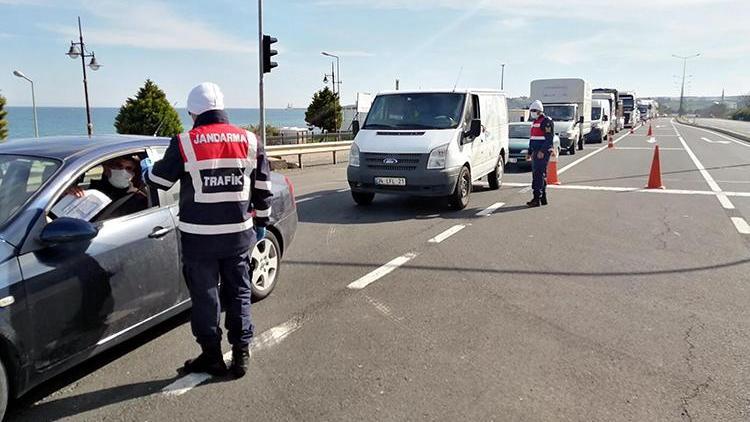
526,100,555,208
141,82,273,378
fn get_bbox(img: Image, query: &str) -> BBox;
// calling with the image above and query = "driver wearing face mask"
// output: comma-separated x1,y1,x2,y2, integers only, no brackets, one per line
65,155,149,220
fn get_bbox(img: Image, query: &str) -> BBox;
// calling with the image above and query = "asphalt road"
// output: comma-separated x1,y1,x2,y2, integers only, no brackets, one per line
7,118,750,421
694,118,750,138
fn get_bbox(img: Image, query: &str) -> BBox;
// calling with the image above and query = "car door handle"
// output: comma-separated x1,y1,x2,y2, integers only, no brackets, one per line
149,226,173,239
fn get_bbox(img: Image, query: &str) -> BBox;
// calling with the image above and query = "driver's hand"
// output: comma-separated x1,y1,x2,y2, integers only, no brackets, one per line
65,186,85,198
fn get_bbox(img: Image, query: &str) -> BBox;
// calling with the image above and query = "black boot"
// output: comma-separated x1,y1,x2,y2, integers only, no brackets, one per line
540,194,548,206
526,197,541,208
184,345,228,376
230,345,251,378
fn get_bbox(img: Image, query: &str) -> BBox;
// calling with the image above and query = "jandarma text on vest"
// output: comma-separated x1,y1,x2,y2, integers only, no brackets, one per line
193,133,248,144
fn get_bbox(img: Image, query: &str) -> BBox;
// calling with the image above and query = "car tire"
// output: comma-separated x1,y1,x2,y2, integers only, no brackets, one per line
250,231,281,300
568,142,576,155
487,156,504,190
0,358,8,422
351,191,375,206
449,166,471,209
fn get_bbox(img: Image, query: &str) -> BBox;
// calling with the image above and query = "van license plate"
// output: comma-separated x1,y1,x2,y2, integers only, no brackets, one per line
508,158,518,163
375,177,406,186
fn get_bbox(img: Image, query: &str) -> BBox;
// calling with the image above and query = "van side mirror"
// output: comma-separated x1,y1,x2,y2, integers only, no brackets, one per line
40,217,98,244
602,115,609,122
352,120,360,137
579,116,585,124
464,119,482,141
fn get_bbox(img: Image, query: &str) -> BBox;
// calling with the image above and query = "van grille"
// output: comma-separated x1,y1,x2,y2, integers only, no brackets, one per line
363,153,424,172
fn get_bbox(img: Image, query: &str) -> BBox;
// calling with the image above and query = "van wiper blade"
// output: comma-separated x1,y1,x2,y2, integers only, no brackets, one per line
395,124,434,129
363,124,397,129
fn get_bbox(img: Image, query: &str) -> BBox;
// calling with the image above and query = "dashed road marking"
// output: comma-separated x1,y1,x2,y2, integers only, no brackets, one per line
614,147,684,151
701,137,730,145
732,217,750,234
558,130,632,175
477,202,505,216
296,196,320,204
503,182,750,198
428,225,466,243
675,121,750,149
347,253,418,290
161,318,303,397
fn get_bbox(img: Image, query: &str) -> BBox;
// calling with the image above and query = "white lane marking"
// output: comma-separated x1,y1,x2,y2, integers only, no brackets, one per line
614,147,684,151
347,253,418,290
506,182,750,198
732,217,750,234
672,121,736,210
477,202,505,216
685,124,750,149
336,188,351,193
557,131,631,175
701,137,731,145
162,318,303,396
519,187,532,193
296,196,320,204
428,225,467,243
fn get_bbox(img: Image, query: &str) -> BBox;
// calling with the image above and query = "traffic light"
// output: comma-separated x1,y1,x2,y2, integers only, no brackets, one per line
262,35,278,74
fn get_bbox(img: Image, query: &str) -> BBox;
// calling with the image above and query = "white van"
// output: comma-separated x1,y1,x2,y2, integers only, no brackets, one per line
587,99,611,143
347,90,509,209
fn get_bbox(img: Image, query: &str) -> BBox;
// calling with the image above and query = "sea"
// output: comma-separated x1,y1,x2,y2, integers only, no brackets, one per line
4,107,309,140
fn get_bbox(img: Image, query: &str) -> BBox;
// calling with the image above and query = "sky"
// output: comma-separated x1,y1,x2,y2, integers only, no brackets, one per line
0,0,748,108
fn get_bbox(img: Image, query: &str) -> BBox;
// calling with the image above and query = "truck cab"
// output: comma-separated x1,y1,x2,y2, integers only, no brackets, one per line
530,78,592,155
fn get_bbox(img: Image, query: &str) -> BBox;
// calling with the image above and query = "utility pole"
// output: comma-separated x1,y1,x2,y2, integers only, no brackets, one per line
500,63,505,91
673,53,700,117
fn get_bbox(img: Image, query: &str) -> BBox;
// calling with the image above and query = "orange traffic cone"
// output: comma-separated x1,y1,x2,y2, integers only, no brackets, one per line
645,145,665,189
647,124,653,137
546,150,560,185
607,131,615,149
630,126,634,134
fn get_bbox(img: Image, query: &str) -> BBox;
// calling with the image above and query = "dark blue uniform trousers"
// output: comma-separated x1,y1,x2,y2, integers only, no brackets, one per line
182,252,254,349
531,151,551,199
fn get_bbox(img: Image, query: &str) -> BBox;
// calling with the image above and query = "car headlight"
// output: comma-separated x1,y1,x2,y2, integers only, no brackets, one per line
427,144,449,169
520,149,528,155
349,143,360,167
593,122,601,128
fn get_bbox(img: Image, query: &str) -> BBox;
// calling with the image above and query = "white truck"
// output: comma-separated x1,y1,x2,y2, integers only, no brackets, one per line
530,78,592,155
637,99,659,121
592,89,623,132
620,91,637,128
587,99,612,143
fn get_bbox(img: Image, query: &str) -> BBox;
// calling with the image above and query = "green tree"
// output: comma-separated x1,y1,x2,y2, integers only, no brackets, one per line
246,123,281,137
305,87,342,132
732,108,750,122
115,79,183,137
0,94,8,141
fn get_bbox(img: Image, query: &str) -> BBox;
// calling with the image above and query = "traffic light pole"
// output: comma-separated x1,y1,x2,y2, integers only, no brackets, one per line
258,0,266,147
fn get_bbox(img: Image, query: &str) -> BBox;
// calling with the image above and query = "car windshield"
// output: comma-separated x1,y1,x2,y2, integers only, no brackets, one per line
545,105,576,121
509,124,531,138
363,93,465,130
592,107,602,120
638,106,649,113
622,97,634,109
0,155,61,227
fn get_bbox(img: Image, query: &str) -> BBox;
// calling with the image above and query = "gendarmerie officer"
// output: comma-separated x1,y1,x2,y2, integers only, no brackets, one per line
526,100,554,207
142,82,272,378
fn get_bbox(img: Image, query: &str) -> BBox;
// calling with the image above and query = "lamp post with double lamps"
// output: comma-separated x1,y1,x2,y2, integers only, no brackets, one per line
66,16,102,137
672,53,700,117
12,70,38,137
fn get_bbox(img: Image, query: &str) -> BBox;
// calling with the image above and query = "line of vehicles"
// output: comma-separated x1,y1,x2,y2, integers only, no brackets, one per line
346,78,659,208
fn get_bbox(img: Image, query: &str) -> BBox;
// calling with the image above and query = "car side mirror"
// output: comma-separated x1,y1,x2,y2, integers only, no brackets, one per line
40,217,98,244
352,120,360,137
603,115,609,121
464,119,482,142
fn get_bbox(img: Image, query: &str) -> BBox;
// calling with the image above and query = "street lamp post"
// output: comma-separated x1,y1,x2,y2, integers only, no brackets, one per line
321,52,341,95
672,53,700,117
66,16,102,137
321,52,341,137
500,63,505,91
12,70,38,137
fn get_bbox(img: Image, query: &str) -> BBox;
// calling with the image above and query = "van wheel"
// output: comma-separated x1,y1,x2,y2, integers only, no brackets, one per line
251,231,281,300
0,358,8,422
449,166,471,209
352,191,375,206
568,142,576,155
487,156,504,190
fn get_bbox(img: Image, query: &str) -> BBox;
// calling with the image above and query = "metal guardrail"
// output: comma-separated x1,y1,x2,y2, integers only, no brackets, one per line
266,141,353,168
676,118,750,143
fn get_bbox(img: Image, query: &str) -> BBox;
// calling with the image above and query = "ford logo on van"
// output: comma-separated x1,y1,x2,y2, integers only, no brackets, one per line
383,158,399,165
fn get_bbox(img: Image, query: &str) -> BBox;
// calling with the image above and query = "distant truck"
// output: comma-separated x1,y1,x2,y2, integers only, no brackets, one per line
530,78,592,155
592,88,623,133
509,108,530,123
637,99,659,121
620,91,637,128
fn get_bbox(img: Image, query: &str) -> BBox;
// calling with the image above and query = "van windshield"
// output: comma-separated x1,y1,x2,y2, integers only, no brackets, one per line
622,97,634,110
363,93,466,130
545,105,576,121
592,107,602,120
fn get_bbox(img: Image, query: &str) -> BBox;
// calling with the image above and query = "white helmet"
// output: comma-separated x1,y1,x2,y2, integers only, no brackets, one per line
187,82,225,116
529,100,544,112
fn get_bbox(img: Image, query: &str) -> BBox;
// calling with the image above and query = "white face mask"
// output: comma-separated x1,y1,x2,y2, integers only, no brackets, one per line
108,169,133,189
529,111,540,120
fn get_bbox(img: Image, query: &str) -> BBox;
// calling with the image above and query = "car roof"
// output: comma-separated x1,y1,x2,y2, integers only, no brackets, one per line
0,135,171,160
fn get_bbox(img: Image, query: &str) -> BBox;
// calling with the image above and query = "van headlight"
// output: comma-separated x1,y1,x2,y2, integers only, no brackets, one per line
349,143,360,167
427,144,449,169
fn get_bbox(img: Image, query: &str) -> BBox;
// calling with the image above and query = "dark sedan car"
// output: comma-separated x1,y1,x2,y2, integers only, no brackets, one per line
0,135,297,419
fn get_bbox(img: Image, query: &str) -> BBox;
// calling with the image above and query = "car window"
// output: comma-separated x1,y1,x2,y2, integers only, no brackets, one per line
148,146,181,206
50,152,157,223
0,155,61,227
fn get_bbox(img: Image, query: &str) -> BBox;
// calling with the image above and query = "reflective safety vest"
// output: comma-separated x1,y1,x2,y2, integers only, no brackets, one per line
529,115,554,152
146,114,273,258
